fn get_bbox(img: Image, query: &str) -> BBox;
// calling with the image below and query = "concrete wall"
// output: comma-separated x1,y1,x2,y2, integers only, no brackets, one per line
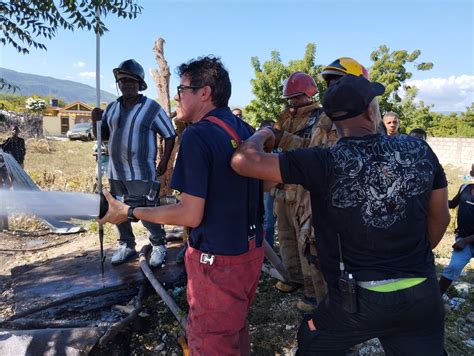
42,116,84,136
427,137,474,171
42,116,62,136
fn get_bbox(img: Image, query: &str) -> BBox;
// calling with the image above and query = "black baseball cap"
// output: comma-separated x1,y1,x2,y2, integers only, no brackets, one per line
323,74,385,121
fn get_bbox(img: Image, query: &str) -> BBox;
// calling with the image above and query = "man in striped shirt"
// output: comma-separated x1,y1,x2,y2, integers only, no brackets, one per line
92,59,176,267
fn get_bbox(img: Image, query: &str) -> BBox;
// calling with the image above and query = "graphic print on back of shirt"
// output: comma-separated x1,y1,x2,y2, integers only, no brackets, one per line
330,136,434,228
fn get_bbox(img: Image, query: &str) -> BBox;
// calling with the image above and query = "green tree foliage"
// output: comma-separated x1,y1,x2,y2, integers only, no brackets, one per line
369,45,433,115
0,94,66,112
398,87,436,133
458,103,474,136
245,43,324,126
0,94,31,112
429,113,459,137
430,103,474,137
1,0,142,54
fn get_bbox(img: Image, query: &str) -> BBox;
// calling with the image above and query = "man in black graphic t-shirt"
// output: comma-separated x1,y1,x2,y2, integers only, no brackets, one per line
231,75,450,355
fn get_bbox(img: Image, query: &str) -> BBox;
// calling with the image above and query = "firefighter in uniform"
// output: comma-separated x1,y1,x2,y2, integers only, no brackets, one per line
274,59,371,311
272,71,336,311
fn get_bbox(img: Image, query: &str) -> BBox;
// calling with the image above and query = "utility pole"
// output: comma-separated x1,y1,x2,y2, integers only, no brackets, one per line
95,5,105,278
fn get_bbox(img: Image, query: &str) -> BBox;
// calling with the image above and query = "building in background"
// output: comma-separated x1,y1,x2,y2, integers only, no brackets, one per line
42,101,107,136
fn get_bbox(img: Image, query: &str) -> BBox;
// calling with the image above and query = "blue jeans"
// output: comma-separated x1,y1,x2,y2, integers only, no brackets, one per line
442,236,474,281
109,179,166,248
263,192,276,246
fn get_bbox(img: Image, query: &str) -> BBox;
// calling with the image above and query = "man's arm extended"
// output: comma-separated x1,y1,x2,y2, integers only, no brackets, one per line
99,190,205,228
231,128,283,182
426,187,450,249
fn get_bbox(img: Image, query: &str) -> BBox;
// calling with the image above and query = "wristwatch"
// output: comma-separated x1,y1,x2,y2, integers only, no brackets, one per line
127,206,139,222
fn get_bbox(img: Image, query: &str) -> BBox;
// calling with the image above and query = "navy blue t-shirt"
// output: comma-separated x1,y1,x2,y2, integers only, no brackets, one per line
279,134,447,290
171,107,262,255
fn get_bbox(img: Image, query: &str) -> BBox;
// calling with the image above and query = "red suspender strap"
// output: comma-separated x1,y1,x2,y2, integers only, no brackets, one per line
203,116,242,147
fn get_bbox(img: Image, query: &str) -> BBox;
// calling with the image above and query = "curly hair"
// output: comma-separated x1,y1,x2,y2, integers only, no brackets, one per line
177,56,231,108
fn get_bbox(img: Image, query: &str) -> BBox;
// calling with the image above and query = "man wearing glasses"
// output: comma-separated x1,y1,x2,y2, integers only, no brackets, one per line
99,56,264,355
92,59,176,267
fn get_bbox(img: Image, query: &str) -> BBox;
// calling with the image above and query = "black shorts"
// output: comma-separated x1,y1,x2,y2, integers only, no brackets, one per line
296,278,445,356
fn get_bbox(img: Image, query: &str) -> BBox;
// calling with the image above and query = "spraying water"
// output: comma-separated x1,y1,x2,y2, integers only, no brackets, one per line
0,189,100,218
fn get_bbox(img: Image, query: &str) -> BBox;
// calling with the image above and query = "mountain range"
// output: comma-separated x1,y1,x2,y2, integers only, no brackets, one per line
0,67,117,104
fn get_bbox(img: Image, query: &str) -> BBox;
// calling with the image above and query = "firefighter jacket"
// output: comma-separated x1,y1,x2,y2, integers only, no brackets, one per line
274,102,325,203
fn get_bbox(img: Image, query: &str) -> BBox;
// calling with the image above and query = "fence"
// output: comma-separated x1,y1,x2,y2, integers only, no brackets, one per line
427,137,474,171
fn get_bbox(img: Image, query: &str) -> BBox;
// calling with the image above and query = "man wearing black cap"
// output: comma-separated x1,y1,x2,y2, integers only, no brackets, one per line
231,74,450,354
92,59,176,267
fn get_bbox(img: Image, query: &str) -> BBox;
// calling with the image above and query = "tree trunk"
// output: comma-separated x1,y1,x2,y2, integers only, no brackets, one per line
151,38,175,196
151,38,171,116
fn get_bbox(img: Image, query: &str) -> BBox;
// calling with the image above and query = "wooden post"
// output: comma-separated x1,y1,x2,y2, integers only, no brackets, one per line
151,38,175,196
151,38,171,116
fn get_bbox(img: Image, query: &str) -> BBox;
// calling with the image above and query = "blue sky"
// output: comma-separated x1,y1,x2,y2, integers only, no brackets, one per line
1,0,473,111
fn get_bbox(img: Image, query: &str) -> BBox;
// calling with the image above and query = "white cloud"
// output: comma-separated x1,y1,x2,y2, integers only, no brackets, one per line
405,75,474,112
73,61,86,68
79,72,103,79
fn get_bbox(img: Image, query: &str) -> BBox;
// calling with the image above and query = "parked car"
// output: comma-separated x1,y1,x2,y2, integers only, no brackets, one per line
66,122,93,141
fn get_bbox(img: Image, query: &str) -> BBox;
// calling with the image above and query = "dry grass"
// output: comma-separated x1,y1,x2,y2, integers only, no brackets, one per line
24,138,97,192
25,138,54,154
7,215,49,232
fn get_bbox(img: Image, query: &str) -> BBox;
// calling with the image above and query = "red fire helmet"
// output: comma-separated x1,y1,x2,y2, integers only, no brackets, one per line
282,71,318,98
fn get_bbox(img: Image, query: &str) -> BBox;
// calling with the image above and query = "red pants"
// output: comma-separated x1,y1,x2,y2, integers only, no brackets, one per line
185,245,264,356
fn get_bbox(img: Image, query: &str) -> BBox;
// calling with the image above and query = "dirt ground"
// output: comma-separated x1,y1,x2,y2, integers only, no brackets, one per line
0,222,302,355
1,221,473,355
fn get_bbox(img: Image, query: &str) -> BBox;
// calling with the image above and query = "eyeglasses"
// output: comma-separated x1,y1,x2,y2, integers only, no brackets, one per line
177,85,203,99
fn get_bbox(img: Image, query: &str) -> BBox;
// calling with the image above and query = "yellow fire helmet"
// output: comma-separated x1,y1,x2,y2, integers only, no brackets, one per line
321,57,369,82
